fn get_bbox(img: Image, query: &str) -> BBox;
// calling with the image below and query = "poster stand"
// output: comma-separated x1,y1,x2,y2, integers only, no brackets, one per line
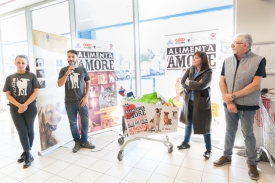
37,128,118,156
38,138,73,157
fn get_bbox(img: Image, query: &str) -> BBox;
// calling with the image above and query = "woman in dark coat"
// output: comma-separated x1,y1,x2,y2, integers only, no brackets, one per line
178,51,213,159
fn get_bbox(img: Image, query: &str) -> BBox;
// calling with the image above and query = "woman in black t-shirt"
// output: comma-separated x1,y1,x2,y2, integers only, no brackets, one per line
3,55,40,168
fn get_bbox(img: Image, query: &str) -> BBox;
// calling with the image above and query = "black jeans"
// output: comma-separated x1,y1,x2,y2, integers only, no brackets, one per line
10,104,37,151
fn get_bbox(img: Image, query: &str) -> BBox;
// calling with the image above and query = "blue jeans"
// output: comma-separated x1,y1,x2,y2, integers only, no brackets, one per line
223,107,257,165
184,100,212,150
65,103,89,143
10,104,37,151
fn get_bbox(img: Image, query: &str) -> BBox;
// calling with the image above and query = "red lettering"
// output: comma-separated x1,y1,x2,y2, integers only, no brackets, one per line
175,38,185,42
128,124,149,135
83,43,92,47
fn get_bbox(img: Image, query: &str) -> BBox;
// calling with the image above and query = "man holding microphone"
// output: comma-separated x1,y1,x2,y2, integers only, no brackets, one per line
58,50,95,153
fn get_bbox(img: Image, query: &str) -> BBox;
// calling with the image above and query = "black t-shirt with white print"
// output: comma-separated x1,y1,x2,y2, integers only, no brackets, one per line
58,66,90,104
3,72,40,106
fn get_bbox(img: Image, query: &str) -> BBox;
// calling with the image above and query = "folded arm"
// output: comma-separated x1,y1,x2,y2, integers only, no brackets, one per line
188,69,212,90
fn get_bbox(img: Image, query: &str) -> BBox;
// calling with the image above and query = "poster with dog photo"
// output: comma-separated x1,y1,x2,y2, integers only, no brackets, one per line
72,38,120,133
33,30,72,153
121,101,179,138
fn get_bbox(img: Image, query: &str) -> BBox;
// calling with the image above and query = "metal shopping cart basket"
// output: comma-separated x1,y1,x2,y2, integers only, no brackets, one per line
117,90,179,161
257,96,275,173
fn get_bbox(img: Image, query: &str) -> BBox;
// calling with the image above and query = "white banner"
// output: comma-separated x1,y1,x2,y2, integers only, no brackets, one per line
164,30,221,142
164,30,219,104
33,30,72,152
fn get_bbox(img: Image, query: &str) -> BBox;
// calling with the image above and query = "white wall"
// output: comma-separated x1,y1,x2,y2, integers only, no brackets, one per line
236,0,275,89
235,0,275,148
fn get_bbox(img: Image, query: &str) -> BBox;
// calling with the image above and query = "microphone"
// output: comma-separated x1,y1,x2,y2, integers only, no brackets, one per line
69,63,75,73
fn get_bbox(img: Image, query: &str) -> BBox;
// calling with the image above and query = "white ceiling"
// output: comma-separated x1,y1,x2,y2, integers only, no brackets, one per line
0,0,45,16
0,0,233,43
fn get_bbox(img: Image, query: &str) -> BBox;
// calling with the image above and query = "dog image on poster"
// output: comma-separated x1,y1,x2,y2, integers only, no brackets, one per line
90,73,97,84
89,86,98,98
149,108,162,132
38,103,62,151
38,101,71,151
99,73,108,84
108,72,115,83
163,111,172,125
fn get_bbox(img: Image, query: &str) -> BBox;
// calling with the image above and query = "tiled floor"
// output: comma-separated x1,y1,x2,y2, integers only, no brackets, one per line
0,110,274,183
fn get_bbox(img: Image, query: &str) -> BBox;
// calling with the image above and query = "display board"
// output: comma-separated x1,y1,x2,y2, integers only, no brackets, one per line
72,39,120,133
164,29,220,109
251,41,275,74
164,30,221,143
33,30,73,153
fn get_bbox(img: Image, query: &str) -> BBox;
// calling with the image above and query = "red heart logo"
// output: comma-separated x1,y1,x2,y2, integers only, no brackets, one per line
123,104,136,119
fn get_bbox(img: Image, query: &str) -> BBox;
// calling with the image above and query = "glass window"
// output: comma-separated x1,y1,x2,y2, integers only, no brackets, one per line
138,0,234,144
32,1,70,37
75,0,134,93
1,14,28,78
138,0,233,96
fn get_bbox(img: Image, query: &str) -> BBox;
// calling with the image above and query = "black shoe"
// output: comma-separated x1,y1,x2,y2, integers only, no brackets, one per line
80,141,95,149
23,151,34,168
73,142,81,153
177,142,184,148
177,142,190,150
17,152,26,163
203,150,212,159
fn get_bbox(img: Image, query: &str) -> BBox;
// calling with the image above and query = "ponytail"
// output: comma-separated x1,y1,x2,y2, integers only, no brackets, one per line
26,64,30,73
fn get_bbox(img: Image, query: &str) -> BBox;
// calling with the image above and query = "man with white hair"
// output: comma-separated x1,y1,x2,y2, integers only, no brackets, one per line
214,33,266,180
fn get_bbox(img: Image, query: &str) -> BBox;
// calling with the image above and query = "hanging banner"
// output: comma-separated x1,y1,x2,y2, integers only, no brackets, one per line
33,30,72,152
72,39,119,133
121,101,179,138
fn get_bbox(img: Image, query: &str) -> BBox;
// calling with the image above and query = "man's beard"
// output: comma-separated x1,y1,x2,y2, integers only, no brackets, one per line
68,61,76,66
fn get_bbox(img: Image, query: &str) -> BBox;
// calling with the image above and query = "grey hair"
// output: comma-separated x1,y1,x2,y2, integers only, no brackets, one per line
235,33,253,50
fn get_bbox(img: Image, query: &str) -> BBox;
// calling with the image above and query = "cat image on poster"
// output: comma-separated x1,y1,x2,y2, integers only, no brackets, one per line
109,73,115,83
99,73,107,84
91,74,97,84
99,84,117,108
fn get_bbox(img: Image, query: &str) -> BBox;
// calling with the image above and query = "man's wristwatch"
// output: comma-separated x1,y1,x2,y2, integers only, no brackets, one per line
231,94,236,100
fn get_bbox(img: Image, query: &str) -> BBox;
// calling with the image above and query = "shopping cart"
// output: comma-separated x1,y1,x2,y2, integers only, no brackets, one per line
116,89,176,161
257,96,275,173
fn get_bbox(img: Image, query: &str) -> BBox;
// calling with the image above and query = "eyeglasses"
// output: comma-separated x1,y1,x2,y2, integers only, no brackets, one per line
232,41,244,45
